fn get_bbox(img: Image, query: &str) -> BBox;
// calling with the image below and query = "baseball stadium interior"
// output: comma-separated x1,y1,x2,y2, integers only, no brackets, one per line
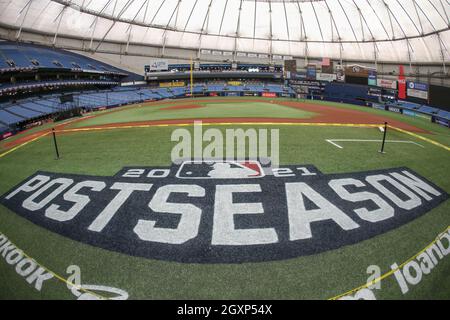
0,0,449,302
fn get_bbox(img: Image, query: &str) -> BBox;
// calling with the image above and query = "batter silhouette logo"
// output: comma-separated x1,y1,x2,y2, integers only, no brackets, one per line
0,160,448,263
176,160,265,179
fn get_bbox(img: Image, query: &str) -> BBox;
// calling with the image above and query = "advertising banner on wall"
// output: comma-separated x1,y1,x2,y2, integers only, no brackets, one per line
345,65,370,77
290,72,306,80
321,58,333,74
403,109,417,117
377,79,397,89
1,132,12,140
416,113,432,121
433,116,450,128
316,73,337,82
368,70,377,86
159,82,185,88
368,87,382,98
336,65,345,82
284,60,297,73
388,106,403,114
226,92,240,97
398,65,406,99
371,103,386,111
262,92,277,98
407,81,429,100
306,65,317,80
149,60,169,72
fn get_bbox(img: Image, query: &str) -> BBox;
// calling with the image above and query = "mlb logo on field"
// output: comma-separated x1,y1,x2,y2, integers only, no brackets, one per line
176,160,265,179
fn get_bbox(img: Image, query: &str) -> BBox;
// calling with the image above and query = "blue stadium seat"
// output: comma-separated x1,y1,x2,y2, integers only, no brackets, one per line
0,110,26,125
0,41,128,74
5,105,43,119
21,101,56,114
0,124,8,133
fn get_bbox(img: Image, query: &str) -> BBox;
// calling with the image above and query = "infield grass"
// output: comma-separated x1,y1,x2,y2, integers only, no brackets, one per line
68,101,317,128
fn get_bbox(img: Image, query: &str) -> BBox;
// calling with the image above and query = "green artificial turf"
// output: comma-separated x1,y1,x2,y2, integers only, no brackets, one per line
0,124,449,300
0,98,449,300
69,101,317,128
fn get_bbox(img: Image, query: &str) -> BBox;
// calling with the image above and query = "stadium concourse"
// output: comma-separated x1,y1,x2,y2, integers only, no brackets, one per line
0,0,449,304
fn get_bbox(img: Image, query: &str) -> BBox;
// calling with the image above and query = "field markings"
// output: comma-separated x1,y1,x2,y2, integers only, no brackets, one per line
57,122,382,134
1,122,448,159
0,230,107,300
329,225,450,300
326,139,424,149
0,131,50,159
388,125,450,152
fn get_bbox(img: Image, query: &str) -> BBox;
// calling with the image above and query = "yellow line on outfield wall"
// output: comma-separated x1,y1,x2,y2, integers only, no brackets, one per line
329,225,450,300
0,132,50,159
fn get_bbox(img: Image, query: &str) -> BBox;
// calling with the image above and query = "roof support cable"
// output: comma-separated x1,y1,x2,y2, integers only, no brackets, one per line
282,0,291,55
437,34,447,73
352,0,378,51
382,0,415,58
268,0,273,60
437,0,449,25
94,0,135,52
16,0,34,41
337,0,363,58
150,0,167,25
29,0,52,29
143,0,150,24
128,0,149,31
373,41,378,70
162,0,182,39
89,0,112,29
304,40,308,66
337,0,359,42
382,0,395,39
366,0,391,40
414,1,438,32
197,0,214,59
53,5,68,46
407,42,412,75
184,0,198,32
324,1,342,41
253,0,257,40
330,9,333,41
411,0,424,34
295,1,306,41
425,0,448,26
233,0,243,61
395,0,421,35
126,25,132,54
112,0,118,18
310,1,323,42
174,0,181,27
218,0,228,36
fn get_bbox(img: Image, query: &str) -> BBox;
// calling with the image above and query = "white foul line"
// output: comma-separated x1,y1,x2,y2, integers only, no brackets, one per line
326,139,425,149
